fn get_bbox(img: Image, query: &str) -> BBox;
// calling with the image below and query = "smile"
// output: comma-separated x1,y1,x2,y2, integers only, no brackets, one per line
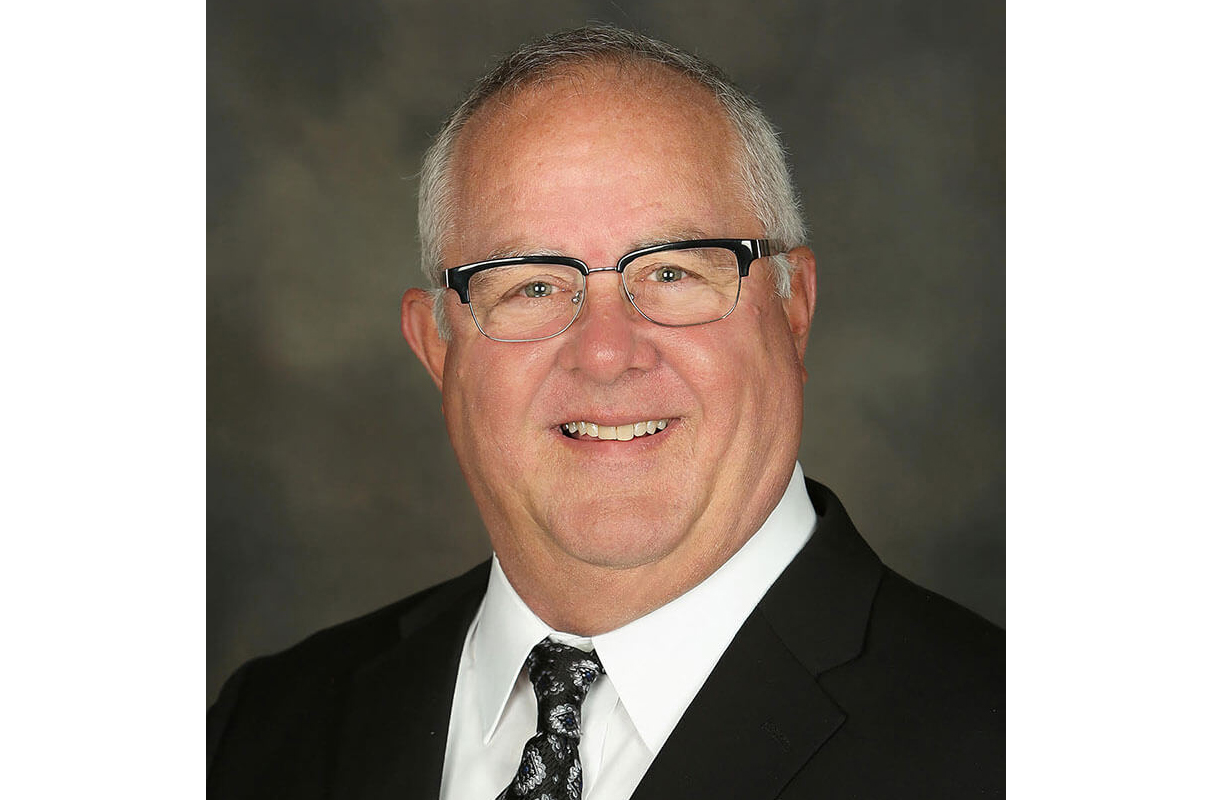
561,418,670,441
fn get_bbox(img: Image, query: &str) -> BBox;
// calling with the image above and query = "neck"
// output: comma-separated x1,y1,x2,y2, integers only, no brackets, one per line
500,556,720,636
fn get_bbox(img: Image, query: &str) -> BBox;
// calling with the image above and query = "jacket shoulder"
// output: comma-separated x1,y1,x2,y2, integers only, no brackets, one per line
867,568,1004,666
207,561,490,790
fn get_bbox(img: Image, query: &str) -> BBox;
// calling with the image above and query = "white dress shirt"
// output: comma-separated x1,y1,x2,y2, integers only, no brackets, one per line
439,462,816,800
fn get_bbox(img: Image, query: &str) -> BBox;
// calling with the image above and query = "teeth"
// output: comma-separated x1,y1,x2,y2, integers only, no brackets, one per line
561,418,671,441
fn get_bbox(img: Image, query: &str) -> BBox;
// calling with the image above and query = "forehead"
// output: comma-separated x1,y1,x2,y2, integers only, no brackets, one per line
446,66,753,262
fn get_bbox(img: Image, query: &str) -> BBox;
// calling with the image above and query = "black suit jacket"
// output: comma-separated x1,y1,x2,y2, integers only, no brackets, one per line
208,480,1004,798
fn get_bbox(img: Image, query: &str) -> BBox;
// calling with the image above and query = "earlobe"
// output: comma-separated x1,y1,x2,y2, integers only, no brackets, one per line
783,247,817,360
400,288,448,391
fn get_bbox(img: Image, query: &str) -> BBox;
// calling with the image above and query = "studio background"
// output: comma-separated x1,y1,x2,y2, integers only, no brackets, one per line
208,0,1005,704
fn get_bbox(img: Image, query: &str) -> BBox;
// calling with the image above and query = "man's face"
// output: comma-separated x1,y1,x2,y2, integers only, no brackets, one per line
408,70,814,606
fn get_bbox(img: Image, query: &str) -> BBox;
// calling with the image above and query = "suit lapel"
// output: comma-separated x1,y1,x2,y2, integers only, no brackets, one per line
629,612,846,800
332,563,489,800
632,479,884,800
758,480,885,675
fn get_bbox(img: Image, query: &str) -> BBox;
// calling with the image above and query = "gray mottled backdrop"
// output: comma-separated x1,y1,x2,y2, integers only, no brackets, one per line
208,0,1005,704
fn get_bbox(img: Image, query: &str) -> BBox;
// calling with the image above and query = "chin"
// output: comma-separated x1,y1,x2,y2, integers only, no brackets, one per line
545,501,694,572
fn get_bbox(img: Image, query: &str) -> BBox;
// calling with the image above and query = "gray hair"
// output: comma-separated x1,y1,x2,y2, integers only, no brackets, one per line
418,24,808,336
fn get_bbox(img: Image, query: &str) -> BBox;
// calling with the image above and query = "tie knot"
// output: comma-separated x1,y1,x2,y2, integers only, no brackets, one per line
525,638,604,740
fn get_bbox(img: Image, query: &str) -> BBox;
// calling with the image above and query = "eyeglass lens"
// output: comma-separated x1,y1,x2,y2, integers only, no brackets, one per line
466,246,742,341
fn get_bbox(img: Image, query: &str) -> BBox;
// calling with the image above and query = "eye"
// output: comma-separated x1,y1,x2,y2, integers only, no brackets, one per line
522,281,555,298
654,266,686,283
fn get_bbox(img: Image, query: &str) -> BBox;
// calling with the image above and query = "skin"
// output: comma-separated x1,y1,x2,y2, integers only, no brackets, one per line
402,67,817,635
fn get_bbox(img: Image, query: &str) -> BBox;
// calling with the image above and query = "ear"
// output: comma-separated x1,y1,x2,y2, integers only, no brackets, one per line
782,246,817,361
401,288,448,391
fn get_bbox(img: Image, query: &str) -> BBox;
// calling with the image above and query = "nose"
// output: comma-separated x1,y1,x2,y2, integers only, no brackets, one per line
557,270,657,382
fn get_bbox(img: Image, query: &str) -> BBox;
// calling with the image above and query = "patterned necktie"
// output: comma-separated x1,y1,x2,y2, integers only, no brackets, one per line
497,638,605,800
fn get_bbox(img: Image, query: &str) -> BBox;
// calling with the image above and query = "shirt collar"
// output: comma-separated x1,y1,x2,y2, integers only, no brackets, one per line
469,555,554,744
469,462,816,751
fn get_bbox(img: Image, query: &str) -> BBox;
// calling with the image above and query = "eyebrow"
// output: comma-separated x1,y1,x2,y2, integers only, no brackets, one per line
481,227,714,262
483,244,564,260
629,227,713,250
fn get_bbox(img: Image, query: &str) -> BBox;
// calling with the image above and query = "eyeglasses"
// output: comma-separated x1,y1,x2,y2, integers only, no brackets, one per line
443,238,773,342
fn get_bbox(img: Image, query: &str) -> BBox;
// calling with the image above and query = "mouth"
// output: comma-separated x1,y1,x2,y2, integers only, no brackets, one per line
560,418,671,441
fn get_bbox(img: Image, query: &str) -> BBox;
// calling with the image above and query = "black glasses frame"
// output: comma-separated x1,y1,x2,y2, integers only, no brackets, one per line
442,238,773,341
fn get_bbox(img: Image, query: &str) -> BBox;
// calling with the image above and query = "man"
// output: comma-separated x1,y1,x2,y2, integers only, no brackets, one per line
208,24,1003,799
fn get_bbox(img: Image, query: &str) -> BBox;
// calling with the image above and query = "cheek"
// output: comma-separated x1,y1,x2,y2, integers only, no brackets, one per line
686,319,801,428
445,343,554,426
682,307,791,388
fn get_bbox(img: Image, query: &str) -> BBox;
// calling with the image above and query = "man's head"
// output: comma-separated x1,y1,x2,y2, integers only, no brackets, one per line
402,25,817,632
